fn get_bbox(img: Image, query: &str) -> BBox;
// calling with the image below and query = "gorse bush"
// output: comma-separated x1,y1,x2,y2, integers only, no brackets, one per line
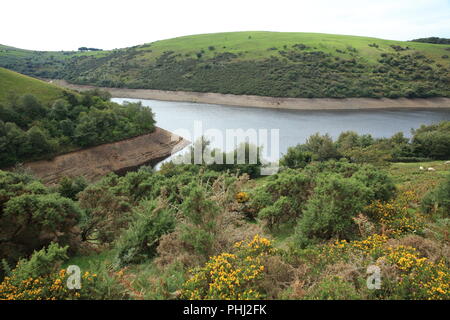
251,169,313,231
251,161,395,235
295,173,371,246
114,200,175,268
179,183,220,258
279,147,312,169
181,235,274,300
365,190,425,236
0,171,82,268
56,176,88,201
0,243,127,300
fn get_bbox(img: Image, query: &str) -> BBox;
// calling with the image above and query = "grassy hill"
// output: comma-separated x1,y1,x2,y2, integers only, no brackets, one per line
0,66,157,168
1,31,450,98
0,67,71,104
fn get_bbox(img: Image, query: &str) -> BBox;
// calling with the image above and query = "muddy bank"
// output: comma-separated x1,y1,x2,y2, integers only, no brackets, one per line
19,127,190,185
53,80,450,110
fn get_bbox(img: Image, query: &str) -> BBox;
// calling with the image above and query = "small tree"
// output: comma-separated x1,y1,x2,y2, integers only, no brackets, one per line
280,146,312,169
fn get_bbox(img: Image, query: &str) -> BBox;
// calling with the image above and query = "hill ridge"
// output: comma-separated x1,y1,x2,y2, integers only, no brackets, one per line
1,31,449,98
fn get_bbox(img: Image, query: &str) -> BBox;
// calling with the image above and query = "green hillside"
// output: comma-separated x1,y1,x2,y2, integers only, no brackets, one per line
0,67,70,104
0,67,156,168
1,31,450,98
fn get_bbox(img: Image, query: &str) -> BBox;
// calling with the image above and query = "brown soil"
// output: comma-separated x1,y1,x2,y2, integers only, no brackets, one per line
53,80,450,110
19,127,190,185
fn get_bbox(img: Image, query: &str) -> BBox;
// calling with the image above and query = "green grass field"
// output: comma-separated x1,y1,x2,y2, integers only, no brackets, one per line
0,67,71,104
139,31,450,64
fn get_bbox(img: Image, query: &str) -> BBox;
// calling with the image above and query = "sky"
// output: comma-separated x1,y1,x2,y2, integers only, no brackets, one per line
1,0,449,51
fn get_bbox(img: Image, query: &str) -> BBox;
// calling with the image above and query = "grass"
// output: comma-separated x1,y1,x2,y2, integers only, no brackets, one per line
0,67,73,105
389,161,450,191
140,31,450,63
63,249,116,271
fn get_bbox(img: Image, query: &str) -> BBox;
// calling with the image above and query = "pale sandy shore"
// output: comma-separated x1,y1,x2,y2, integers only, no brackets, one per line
54,80,450,110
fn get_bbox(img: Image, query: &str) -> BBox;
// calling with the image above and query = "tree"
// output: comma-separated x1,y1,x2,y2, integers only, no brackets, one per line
74,114,100,146
303,133,339,161
280,146,312,169
412,122,450,159
49,100,69,121
0,122,27,166
25,126,56,156
17,94,47,122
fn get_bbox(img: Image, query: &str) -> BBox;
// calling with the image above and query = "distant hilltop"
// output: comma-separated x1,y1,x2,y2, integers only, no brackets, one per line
1,31,449,99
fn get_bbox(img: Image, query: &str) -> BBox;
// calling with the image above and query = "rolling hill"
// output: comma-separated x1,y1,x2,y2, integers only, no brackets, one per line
1,31,450,98
0,67,73,104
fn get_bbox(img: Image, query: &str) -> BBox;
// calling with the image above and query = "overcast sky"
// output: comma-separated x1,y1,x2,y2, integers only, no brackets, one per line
1,0,449,51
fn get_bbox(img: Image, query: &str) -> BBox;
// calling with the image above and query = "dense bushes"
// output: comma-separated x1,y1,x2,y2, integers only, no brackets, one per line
249,160,395,240
0,90,156,167
411,122,450,160
0,121,448,300
0,171,82,269
280,123,450,168
411,37,450,45
61,48,448,98
251,169,313,230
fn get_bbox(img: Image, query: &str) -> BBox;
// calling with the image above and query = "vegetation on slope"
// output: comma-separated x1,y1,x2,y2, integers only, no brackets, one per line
1,32,450,98
0,72,156,167
411,37,450,45
0,67,71,104
1,122,449,300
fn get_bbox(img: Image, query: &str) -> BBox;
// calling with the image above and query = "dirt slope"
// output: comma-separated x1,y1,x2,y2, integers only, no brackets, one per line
19,127,189,184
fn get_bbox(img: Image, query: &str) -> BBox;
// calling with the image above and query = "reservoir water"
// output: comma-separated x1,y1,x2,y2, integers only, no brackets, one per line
113,98,450,161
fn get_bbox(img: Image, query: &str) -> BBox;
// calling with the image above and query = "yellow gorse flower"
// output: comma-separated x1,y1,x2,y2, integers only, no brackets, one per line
181,235,273,300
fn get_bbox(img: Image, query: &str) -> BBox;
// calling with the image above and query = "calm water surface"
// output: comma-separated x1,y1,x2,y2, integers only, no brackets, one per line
113,98,450,160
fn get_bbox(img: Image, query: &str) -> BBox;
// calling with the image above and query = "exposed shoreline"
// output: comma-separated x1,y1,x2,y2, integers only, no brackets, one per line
53,80,450,110
15,127,190,185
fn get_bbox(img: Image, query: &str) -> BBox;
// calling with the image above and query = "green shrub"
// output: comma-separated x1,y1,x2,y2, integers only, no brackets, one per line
412,122,450,159
295,173,371,247
280,146,312,169
251,169,313,231
421,175,450,218
0,243,128,300
179,183,220,258
114,200,175,268
57,176,88,200
258,196,295,231
0,170,82,266
305,276,361,300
